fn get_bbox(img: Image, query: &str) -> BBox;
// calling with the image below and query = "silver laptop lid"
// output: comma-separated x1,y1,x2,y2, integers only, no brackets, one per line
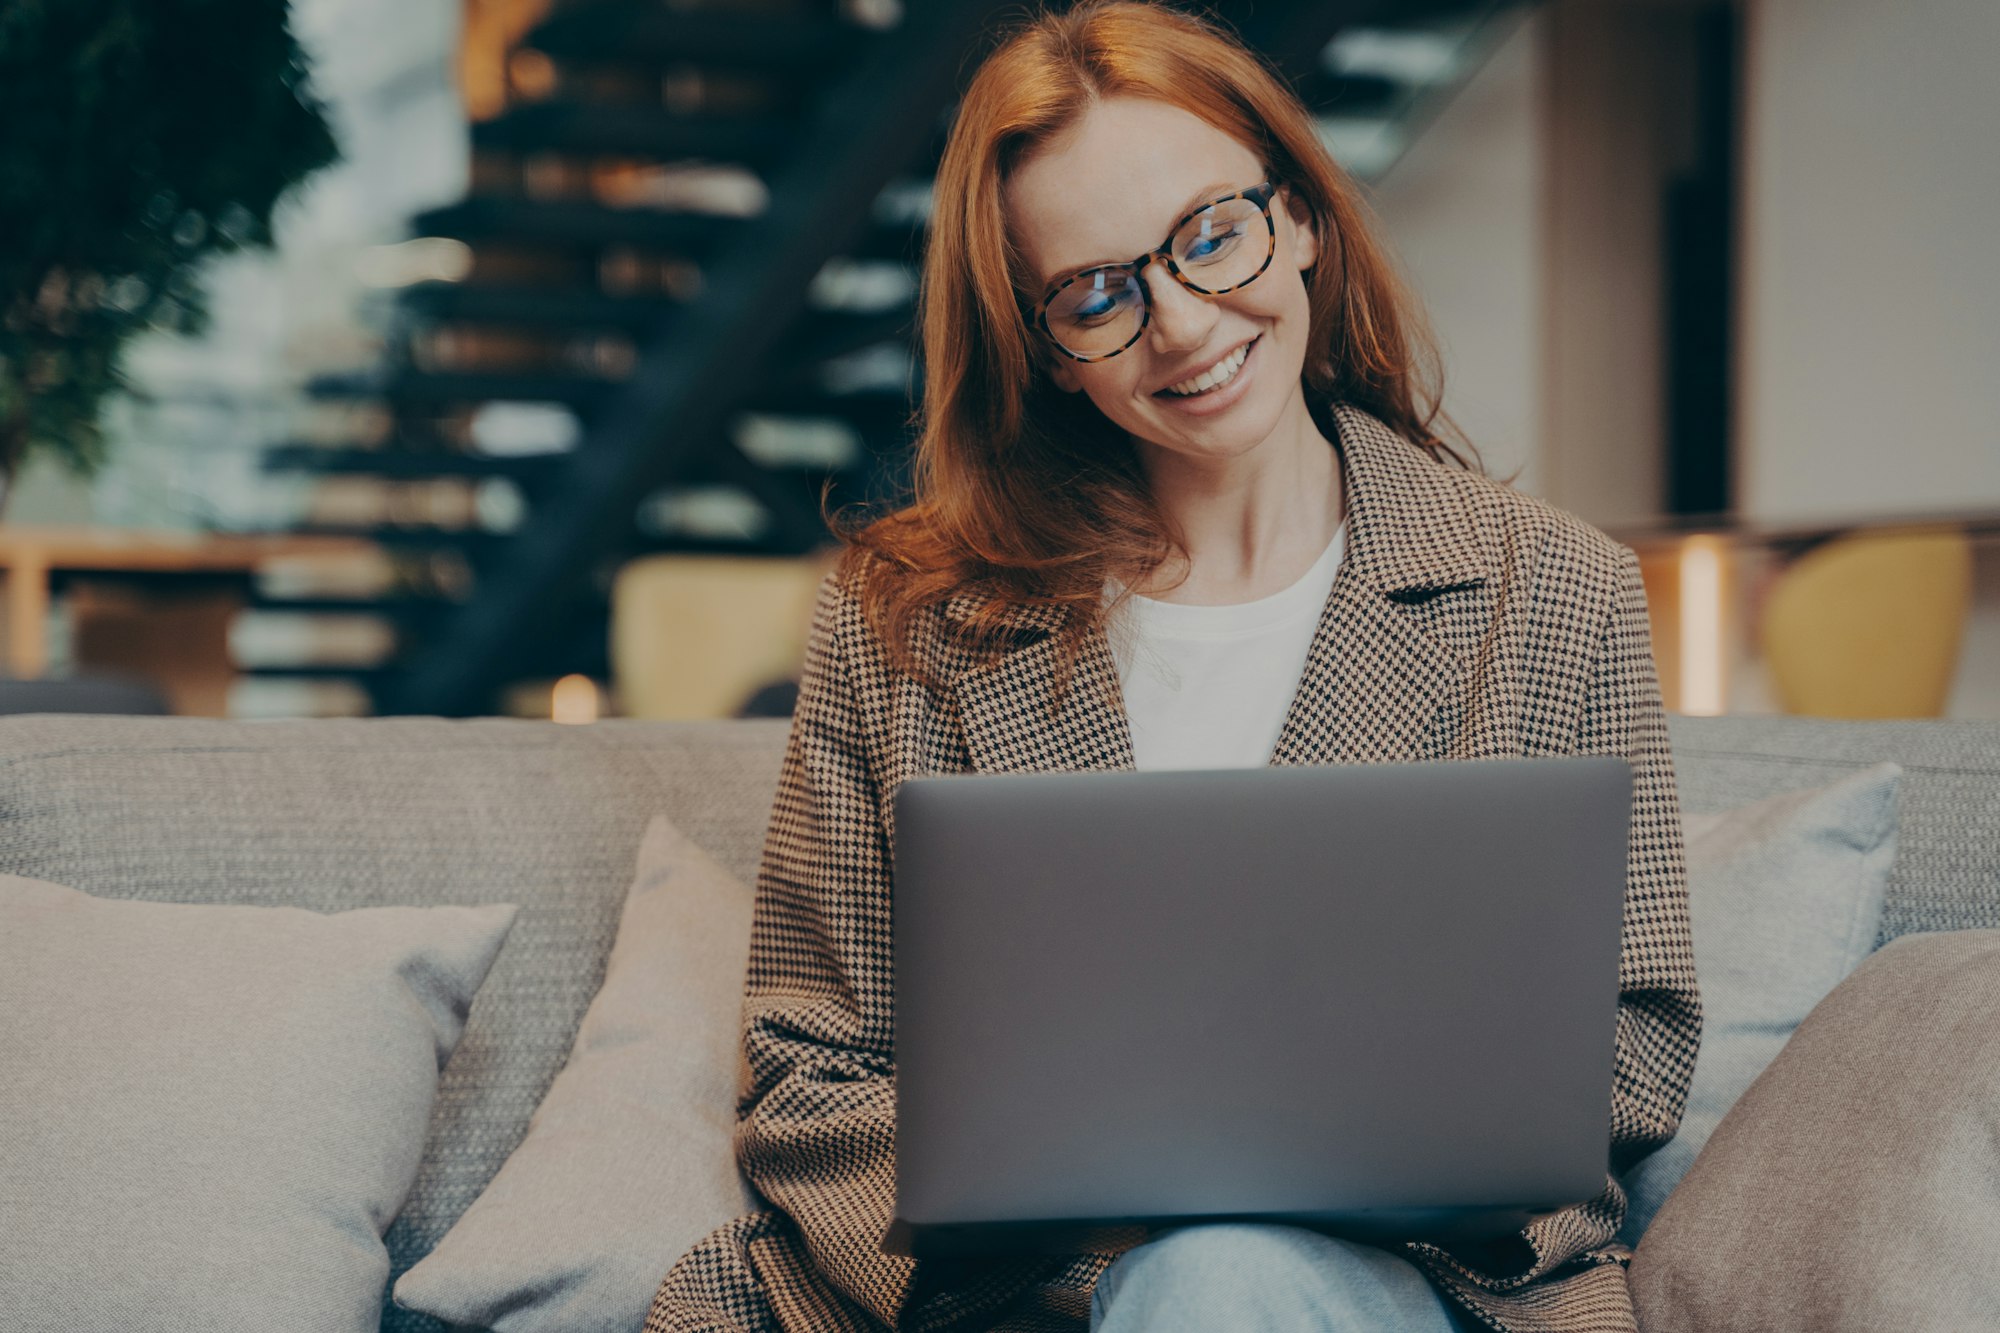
888,756,1631,1258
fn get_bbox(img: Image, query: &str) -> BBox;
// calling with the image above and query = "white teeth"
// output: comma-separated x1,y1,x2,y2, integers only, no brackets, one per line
1166,340,1251,396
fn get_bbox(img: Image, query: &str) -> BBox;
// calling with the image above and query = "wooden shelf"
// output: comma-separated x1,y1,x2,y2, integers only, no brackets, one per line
0,525,378,682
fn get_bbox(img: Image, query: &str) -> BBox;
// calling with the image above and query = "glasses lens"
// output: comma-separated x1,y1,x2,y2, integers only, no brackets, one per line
1043,268,1144,358
1171,196,1272,294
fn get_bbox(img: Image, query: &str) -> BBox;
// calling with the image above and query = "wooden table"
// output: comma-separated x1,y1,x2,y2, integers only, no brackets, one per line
0,525,378,680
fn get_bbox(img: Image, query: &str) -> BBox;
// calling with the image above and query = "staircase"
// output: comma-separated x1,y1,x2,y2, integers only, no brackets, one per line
248,0,1512,718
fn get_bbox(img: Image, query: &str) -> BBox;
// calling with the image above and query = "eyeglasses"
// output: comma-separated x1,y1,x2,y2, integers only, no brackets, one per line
1029,180,1281,363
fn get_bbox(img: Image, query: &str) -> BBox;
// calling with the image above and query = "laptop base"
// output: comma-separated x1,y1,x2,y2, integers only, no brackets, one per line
884,1205,1551,1259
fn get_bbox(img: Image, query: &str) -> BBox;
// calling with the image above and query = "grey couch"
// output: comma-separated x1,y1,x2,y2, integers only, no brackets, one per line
2,710,1996,1332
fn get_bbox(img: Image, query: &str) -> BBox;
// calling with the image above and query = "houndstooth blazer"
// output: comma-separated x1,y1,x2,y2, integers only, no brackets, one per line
643,403,1702,1333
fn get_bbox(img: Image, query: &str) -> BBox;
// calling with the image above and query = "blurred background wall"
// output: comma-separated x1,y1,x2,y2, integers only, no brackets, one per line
1372,0,2000,720
1737,0,2000,524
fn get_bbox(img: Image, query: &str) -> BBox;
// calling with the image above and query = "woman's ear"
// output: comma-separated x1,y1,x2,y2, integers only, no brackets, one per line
1284,187,1319,272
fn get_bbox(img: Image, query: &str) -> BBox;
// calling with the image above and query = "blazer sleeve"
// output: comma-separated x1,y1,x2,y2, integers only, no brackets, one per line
1584,543,1703,1182
733,575,1064,1331
1408,542,1704,1298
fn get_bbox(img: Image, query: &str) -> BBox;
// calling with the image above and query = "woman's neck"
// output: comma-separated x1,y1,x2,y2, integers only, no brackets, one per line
1125,394,1347,605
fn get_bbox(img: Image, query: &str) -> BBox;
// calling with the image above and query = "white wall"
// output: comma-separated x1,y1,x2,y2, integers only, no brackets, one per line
1367,3,1700,526
1367,10,1547,497
1738,0,2000,523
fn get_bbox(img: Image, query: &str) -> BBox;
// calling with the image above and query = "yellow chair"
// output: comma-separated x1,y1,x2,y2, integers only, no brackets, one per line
611,549,841,720
1760,527,1974,719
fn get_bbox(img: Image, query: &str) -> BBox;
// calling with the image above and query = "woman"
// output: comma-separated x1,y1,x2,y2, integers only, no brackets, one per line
645,4,1700,1331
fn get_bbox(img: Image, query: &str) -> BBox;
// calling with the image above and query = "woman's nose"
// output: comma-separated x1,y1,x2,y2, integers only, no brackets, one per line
1139,259,1218,353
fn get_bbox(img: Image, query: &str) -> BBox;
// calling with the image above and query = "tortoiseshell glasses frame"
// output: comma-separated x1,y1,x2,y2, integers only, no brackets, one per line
1028,180,1282,364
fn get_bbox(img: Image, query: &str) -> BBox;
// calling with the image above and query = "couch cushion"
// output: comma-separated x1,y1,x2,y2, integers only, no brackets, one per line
1616,763,1901,1244
1628,928,2000,1331
1668,713,2000,944
0,714,789,1333
0,875,515,1333
393,812,759,1332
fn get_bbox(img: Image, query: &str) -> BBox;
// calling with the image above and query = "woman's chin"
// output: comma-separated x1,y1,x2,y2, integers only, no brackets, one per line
1159,381,1298,443
1129,411,1282,466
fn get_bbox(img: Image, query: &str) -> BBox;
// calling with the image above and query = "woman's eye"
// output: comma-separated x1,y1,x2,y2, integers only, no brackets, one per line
1069,297,1118,324
1183,225,1245,262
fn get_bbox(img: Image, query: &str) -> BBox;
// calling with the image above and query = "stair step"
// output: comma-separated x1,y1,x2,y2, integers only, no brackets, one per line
400,281,678,333
241,593,469,620
840,218,928,265
473,105,791,166
413,198,738,252
525,5,867,73
232,663,400,683
784,308,914,365
262,444,571,479
1297,70,1404,117
396,282,911,364
274,525,518,557
749,384,918,433
306,370,617,410
272,524,814,561
310,359,923,422
411,196,921,267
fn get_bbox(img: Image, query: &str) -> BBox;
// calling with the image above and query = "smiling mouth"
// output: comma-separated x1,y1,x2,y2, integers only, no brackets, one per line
1155,336,1259,398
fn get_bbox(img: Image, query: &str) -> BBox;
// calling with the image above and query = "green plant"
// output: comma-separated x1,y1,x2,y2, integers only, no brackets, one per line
0,0,340,518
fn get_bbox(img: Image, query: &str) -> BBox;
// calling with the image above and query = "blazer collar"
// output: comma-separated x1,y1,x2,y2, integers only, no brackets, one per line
1320,402,1489,598
944,403,1492,774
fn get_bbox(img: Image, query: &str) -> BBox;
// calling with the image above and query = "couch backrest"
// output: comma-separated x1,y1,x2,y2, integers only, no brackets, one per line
1,710,1994,1332
0,714,790,1333
1666,713,2000,944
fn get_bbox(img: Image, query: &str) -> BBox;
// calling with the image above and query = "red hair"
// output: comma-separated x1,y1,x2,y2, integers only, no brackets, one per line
830,0,1476,707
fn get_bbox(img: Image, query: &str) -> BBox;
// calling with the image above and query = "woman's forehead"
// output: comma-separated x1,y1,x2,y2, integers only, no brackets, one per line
1005,96,1263,286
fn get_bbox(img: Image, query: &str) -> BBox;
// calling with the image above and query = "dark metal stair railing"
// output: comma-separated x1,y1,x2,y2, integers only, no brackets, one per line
377,0,1016,716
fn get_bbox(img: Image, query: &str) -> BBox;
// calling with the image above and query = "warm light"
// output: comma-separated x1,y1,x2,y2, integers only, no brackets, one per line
508,49,557,100
1678,536,1727,715
551,674,600,725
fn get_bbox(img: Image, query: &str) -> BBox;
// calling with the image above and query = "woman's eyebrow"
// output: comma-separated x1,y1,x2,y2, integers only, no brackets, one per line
1041,179,1240,287
1172,179,1241,224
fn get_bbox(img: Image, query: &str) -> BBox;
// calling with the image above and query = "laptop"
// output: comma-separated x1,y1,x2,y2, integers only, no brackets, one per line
882,755,1632,1260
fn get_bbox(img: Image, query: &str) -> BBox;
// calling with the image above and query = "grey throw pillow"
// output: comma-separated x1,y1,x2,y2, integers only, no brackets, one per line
1629,928,2000,1332
393,812,757,1332
1618,762,1902,1243
0,875,516,1333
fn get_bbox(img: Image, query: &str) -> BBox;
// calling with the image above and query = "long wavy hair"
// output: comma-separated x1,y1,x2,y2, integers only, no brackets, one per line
829,0,1478,708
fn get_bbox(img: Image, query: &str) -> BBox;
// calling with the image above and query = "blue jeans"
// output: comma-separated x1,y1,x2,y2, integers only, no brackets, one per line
1088,1222,1483,1332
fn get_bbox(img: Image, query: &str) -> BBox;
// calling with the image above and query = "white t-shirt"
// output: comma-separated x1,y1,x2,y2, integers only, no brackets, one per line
1103,520,1347,771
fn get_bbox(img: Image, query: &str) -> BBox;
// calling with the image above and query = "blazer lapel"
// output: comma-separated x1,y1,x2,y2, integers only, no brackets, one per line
1269,565,1457,768
1271,405,1492,767
952,624,1136,774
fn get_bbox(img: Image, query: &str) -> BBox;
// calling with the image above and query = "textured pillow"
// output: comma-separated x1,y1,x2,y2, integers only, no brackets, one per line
394,812,757,1332
1629,928,2000,1331
1618,762,1902,1244
0,875,516,1333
